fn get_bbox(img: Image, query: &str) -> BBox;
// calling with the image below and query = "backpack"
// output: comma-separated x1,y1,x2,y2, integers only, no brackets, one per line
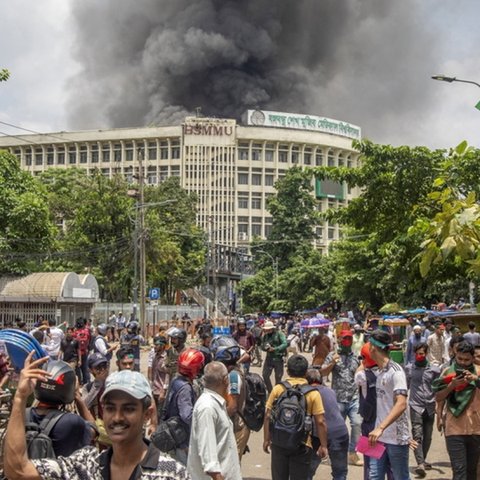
25,409,66,460
240,372,267,432
75,328,91,355
270,381,315,451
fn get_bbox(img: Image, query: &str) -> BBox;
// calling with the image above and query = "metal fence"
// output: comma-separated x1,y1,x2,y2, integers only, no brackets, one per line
93,303,204,325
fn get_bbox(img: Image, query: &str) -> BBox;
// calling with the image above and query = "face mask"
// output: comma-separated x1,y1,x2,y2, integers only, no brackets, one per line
415,354,427,367
341,338,353,348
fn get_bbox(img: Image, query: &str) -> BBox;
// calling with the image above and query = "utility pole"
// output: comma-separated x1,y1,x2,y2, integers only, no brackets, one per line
138,148,146,334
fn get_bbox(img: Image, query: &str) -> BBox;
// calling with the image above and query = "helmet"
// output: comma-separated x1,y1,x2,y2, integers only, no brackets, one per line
360,342,377,368
34,360,76,405
168,327,187,343
195,345,213,366
237,318,246,326
97,323,108,336
214,345,241,365
210,336,241,365
210,335,239,353
178,348,205,380
127,321,139,334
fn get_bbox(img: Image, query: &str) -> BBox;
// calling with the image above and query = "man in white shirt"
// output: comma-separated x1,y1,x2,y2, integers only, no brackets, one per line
43,319,65,360
187,361,242,480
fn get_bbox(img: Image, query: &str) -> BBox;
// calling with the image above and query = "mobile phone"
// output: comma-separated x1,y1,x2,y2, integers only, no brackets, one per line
457,371,467,379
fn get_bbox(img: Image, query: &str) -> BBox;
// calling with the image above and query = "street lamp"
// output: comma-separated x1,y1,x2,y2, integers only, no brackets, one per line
431,74,480,89
256,250,279,300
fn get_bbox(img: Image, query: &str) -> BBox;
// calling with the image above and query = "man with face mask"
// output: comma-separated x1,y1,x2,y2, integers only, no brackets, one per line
405,325,427,365
405,343,440,478
433,341,480,480
321,329,362,467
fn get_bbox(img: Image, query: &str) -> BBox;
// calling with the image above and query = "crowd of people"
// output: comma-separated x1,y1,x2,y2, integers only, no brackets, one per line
0,311,479,479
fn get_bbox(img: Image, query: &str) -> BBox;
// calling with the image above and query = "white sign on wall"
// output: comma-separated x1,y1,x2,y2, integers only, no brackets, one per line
246,110,361,140
72,288,93,299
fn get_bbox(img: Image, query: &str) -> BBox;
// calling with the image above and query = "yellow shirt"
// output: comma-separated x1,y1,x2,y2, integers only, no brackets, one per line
266,377,325,448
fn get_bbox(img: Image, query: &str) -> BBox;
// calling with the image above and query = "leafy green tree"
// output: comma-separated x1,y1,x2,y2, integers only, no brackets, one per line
0,150,55,274
143,177,206,304
0,69,9,82
260,166,319,271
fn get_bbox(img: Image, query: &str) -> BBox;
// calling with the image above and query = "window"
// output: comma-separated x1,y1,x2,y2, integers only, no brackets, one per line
159,166,169,181
80,145,87,164
251,198,261,209
328,227,335,240
265,224,272,237
327,150,335,167
101,168,110,177
238,224,248,234
279,146,288,163
316,151,323,166
238,144,249,160
238,173,248,185
171,147,180,159
252,174,262,186
125,142,133,161
25,151,32,166
68,146,77,164
35,148,43,166
265,175,274,187
251,224,262,236
171,166,180,177
91,144,99,163
304,148,312,165
238,197,248,209
252,144,261,161
57,148,65,165
291,146,299,164
148,142,157,160
102,144,110,162
160,141,169,159
114,144,122,162
265,150,274,162
47,148,54,165
338,153,345,167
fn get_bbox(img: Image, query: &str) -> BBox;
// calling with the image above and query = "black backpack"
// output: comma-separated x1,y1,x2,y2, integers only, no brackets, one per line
25,408,66,460
270,381,315,451
240,372,267,432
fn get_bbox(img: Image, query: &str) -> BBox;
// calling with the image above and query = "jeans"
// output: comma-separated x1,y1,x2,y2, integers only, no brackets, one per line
369,443,410,480
410,408,435,466
79,352,90,384
445,435,480,480
271,444,312,480
337,398,362,452
308,433,349,480
262,357,284,393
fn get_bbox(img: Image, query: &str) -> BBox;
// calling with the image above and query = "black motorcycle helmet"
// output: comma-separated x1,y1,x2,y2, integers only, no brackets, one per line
34,360,76,405
168,327,187,343
127,321,139,334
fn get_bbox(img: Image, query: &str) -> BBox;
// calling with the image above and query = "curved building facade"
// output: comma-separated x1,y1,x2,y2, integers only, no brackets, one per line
0,110,361,252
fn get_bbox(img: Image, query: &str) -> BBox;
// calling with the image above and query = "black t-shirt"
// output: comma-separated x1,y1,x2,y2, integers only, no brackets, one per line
60,338,79,362
30,409,92,457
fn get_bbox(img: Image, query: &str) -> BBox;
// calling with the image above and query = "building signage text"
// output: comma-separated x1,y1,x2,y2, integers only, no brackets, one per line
247,110,361,140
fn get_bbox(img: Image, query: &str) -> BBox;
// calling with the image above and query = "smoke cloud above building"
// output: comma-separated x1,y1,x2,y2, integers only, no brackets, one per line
67,0,443,144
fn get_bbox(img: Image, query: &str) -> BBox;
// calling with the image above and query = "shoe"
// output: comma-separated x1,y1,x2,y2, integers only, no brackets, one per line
424,463,432,470
348,452,364,466
414,465,426,478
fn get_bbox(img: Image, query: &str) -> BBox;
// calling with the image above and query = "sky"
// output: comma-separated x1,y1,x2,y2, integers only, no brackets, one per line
1,0,480,150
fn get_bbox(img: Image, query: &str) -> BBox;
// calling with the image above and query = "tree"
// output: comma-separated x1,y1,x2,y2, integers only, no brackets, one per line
260,166,319,270
0,69,9,82
0,150,55,274
143,177,206,304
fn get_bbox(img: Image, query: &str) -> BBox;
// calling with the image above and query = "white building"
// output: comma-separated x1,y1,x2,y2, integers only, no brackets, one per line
0,110,361,252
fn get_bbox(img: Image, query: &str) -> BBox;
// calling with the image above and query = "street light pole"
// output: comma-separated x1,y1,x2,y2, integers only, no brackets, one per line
431,74,480,89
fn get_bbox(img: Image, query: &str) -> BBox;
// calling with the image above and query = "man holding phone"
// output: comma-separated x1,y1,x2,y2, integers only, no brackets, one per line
433,341,480,480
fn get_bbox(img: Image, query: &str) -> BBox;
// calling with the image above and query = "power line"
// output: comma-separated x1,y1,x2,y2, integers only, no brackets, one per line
0,120,76,143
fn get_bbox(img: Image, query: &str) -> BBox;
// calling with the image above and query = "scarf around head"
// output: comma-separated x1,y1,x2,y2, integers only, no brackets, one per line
431,362,476,417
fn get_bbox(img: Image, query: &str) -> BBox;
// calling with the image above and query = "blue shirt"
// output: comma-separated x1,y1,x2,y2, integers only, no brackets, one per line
313,385,348,440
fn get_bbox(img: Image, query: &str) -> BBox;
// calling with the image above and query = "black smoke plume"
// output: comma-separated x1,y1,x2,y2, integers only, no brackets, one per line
68,1,442,144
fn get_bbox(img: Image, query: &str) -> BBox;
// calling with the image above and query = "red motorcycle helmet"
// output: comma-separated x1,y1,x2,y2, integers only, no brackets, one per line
178,348,205,380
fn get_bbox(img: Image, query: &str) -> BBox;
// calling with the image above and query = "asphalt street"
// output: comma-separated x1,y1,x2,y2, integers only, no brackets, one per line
138,345,453,479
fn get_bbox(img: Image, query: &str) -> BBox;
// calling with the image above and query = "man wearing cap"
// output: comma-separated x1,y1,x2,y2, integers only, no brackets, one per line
368,330,410,480
82,352,111,448
351,324,365,356
321,329,363,466
4,352,190,479
405,325,427,365
427,321,448,366
261,321,288,392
